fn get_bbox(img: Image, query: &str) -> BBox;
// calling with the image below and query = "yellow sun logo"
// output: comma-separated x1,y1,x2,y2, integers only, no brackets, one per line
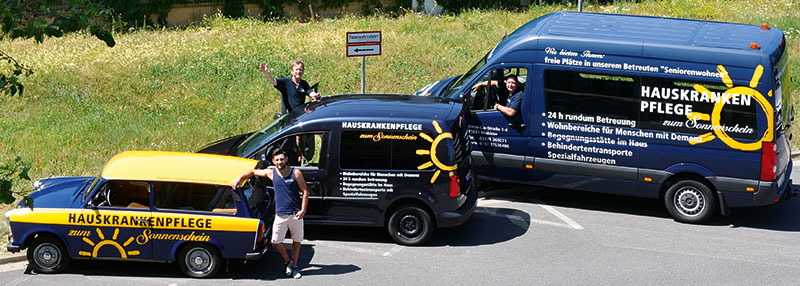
416,121,457,184
686,64,774,151
79,228,140,258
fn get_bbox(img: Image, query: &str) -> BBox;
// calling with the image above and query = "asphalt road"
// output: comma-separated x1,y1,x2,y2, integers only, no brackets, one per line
3,163,800,285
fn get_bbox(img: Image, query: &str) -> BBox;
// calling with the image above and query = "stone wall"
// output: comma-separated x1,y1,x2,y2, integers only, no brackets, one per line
153,1,399,27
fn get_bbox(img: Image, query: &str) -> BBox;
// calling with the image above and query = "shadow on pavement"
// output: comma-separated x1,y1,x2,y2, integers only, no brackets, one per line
485,182,800,232
27,243,359,281
305,206,530,247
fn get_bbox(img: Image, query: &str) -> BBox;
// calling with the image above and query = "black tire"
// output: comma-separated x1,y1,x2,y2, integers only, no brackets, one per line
177,243,222,278
387,205,434,246
664,180,716,223
26,235,71,274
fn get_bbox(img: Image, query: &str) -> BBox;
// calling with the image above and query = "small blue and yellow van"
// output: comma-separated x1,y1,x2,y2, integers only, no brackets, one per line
5,151,270,278
417,11,794,223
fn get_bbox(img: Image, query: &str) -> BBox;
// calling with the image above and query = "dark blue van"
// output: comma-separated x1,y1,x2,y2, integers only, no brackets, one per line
417,11,794,223
201,95,476,245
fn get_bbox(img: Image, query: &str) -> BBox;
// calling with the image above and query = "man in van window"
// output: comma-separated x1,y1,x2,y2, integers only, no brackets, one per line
231,147,309,279
260,59,321,114
493,74,523,122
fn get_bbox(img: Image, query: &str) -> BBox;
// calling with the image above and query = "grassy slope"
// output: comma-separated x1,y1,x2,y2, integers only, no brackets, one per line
0,0,798,186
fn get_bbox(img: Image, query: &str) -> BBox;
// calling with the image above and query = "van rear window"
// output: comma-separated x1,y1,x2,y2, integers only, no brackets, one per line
340,131,438,170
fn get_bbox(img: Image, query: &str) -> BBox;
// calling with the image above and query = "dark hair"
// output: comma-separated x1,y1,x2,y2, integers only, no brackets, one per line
270,147,285,159
505,74,518,82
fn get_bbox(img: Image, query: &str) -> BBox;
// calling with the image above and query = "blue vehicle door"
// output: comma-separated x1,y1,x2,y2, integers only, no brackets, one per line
81,180,152,260
465,65,535,182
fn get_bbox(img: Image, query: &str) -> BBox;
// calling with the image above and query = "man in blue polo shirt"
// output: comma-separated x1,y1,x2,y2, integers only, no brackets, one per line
231,147,309,279
493,74,524,124
260,59,321,114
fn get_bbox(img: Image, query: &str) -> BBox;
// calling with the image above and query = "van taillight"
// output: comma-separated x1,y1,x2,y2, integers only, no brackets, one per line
449,175,461,198
761,142,777,181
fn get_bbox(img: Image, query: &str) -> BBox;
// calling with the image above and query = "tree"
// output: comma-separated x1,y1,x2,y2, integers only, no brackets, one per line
1,0,116,206
1,0,116,96
0,157,32,208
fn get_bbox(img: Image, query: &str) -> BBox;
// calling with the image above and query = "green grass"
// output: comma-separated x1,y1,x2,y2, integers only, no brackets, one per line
0,0,799,191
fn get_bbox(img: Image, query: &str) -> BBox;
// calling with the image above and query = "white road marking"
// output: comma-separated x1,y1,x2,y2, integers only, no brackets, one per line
475,208,578,229
382,245,403,257
531,199,584,230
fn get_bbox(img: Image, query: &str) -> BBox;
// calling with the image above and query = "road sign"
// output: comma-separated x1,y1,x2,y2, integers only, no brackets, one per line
346,31,381,57
347,31,381,44
347,31,382,93
347,44,381,57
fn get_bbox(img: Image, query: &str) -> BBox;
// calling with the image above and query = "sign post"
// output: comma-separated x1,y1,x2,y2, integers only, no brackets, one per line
346,31,382,94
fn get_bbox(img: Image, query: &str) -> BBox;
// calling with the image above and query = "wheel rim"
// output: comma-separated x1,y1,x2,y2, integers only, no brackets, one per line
398,213,423,238
184,247,213,275
33,243,61,270
673,186,705,217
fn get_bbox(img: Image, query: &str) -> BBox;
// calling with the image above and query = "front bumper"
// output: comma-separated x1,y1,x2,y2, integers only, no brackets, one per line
7,236,20,253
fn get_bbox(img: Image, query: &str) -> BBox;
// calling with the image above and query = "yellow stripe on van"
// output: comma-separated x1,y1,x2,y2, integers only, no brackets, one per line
689,132,716,145
750,65,764,88
101,151,257,185
686,112,710,121
8,208,259,232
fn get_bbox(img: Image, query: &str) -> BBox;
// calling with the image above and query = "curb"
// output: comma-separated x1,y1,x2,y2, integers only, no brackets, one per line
792,151,800,161
0,253,25,265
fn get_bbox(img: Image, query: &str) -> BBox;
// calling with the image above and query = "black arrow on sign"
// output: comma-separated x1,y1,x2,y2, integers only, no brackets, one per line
354,48,375,52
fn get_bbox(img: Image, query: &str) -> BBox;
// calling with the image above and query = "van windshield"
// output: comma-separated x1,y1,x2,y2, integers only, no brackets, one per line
443,52,488,99
234,115,290,157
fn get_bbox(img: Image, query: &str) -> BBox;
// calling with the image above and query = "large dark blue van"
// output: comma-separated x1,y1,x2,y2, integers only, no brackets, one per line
417,11,794,223
201,95,476,245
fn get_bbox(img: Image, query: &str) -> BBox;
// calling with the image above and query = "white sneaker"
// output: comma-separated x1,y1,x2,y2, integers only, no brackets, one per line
284,260,293,277
292,267,302,279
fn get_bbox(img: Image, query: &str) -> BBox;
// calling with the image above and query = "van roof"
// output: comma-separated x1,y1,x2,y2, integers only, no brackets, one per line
101,151,257,185
494,11,785,69
285,94,458,126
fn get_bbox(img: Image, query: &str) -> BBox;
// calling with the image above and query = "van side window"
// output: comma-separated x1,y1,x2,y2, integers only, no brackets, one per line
258,133,326,168
470,68,528,111
544,70,639,125
340,131,438,170
639,77,758,140
153,182,238,215
92,180,150,209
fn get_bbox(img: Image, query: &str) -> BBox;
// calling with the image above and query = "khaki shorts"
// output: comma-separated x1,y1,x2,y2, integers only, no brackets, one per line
271,213,304,244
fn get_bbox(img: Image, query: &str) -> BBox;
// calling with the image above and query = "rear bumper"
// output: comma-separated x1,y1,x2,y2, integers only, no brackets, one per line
753,163,795,206
245,243,270,260
435,180,478,228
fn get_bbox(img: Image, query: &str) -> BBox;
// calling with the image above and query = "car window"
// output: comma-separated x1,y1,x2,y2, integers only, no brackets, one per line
254,132,326,168
339,131,442,170
153,182,238,215
469,67,528,111
91,180,150,209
